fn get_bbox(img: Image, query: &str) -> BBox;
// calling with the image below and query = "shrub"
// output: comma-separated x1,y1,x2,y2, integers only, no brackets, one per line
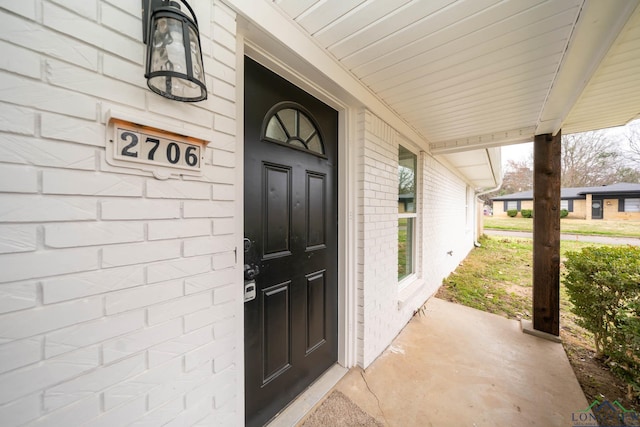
521,209,533,218
564,246,640,396
616,298,640,395
507,209,518,217
560,209,569,218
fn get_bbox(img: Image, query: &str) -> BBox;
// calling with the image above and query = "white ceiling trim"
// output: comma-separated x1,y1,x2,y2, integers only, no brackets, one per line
430,127,536,155
536,0,639,135
562,2,640,134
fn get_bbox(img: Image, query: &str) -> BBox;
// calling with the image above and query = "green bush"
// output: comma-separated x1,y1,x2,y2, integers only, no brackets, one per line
521,209,533,218
507,209,518,217
616,298,640,394
560,209,569,218
564,246,640,395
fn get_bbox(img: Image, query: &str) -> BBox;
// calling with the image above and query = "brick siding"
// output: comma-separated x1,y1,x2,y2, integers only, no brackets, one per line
357,110,475,367
0,2,240,425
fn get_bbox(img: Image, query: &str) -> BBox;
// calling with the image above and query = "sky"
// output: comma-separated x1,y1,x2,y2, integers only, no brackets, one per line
501,119,640,168
501,142,532,167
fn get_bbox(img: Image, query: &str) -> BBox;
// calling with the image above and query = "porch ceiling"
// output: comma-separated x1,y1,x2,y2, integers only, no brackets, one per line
271,0,640,156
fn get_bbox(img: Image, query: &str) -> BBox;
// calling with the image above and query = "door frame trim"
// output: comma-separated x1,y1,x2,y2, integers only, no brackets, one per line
236,24,359,422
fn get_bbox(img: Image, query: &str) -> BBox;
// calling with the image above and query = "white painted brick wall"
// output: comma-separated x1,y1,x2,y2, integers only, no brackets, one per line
146,364,210,411
421,155,475,292
43,170,144,197
0,136,97,170
101,199,181,220
40,112,104,147
0,225,37,254
357,110,400,367
0,103,37,135
0,2,240,426
0,165,38,193
45,221,145,248
0,283,38,314
42,265,145,303
103,357,184,410
102,241,182,268
0,338,41,375
45,310,145,358
357,110,476,368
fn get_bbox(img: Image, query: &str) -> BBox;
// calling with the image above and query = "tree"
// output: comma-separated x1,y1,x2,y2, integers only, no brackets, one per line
478,158,532,205
398,165,415,195
622,120,640,167
481,127,640,206
500,158,533,194
562,130,640,187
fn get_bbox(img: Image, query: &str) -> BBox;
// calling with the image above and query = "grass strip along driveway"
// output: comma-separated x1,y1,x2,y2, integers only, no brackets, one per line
484,217,640,238
435,234,639,419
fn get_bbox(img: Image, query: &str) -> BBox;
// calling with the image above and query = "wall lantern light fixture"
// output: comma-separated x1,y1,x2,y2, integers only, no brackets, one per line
142,0,207,102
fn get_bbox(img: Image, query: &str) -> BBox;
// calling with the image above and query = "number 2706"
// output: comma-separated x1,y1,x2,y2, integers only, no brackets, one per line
117,129,200,168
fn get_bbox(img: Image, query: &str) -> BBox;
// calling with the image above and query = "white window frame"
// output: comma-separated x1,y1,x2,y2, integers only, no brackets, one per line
398,145,418,287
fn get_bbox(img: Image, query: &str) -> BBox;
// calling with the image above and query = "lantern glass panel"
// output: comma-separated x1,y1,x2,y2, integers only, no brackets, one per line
188,26,204,83
147,13,205,101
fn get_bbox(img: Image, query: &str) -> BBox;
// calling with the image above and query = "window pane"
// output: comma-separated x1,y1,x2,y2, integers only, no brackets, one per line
277,109,297,136
399,146,416,213
506,201,517,210
262,106,325,155
265,117,287,142
398,218,414,280
625,198,640,212
560,200,568,210
307,135,323,154
298,113,315,141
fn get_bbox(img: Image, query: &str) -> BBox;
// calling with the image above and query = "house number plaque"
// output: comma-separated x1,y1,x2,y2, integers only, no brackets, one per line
106,116,207,179
115,127,201,170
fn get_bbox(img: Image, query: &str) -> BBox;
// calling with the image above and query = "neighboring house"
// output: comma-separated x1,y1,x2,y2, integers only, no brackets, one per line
0,2,639,427
492,183,640,220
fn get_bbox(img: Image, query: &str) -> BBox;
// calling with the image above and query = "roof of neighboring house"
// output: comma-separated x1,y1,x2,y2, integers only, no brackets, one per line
492,183,640,201
585,182,640,195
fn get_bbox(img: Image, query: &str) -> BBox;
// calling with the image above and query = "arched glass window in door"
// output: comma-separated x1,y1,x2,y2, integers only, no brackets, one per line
262,103,325,155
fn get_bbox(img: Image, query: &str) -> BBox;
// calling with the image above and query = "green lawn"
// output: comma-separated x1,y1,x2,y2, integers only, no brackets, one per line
436,235,610,349
436,235,599,321
484,217,640,238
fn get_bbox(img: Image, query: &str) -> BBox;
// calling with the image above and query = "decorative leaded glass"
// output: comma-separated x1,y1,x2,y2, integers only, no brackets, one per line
263,106,325,155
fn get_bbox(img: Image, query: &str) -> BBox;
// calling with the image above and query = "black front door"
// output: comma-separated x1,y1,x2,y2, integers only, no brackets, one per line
243,57,338,427
592,198,603,219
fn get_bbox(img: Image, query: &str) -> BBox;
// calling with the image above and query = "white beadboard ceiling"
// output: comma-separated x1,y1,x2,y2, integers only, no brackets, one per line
265,0,640,187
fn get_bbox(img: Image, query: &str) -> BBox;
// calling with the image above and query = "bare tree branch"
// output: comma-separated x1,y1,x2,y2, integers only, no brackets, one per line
622,121,640,166
561,130,640,187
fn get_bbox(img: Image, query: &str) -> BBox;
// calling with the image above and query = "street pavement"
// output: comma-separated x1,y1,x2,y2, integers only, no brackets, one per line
484,229,640,246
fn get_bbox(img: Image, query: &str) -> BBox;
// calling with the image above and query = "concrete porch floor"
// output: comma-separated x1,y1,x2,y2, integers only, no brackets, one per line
295,298,591,426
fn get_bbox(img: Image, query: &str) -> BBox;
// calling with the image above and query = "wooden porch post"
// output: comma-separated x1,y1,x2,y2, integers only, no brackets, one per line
533,132,561,336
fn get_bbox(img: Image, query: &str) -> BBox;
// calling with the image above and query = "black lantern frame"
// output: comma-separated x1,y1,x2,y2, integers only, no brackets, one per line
142,0,207,102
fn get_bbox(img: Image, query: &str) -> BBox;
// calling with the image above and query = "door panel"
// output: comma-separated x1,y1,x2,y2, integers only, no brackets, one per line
262,282,291,383
263,164,291,257
306,270,326,353
306,173,326,249
244,57,338,427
